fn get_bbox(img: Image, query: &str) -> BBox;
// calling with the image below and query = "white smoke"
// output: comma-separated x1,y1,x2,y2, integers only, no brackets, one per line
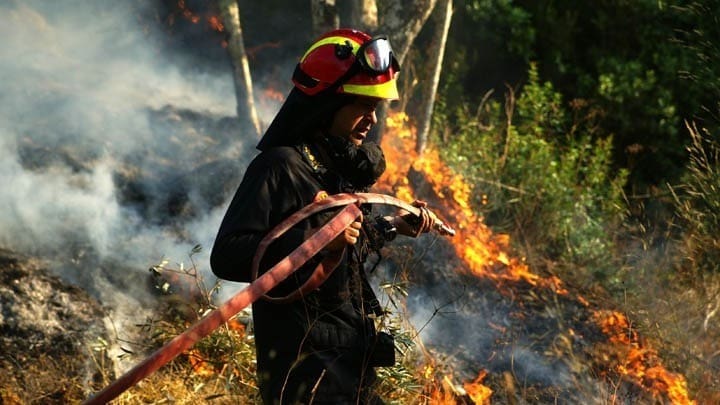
0,141,121,257
0,0,252,336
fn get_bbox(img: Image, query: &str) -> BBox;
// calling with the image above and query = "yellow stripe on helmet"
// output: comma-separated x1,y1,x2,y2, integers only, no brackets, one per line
342,78,399,100
301,36,361,62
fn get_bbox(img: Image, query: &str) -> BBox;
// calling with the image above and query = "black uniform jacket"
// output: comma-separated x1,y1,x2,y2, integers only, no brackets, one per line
211,145,381,404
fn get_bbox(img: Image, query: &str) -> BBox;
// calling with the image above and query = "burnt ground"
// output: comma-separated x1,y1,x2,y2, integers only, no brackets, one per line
376,236,680,404
0,248,108,404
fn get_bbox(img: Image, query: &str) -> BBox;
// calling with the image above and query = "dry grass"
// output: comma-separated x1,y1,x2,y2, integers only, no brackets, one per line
0,355,96,404
90,255,440,404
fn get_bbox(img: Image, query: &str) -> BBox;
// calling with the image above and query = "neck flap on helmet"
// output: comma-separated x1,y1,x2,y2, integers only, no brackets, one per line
256,87,354,152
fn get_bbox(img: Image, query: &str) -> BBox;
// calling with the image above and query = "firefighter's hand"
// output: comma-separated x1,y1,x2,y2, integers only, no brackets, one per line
410,200,437,235
324,211,363,252
395,200,437,237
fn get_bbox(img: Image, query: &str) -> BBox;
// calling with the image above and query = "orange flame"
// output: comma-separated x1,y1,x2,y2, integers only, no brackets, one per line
425,370,492,405
186,348,215,376
378,112,695,405
464,370,493,404
207,15,224,32
378,113,566,294
593,310,696,404
174,0,225,32
186,317,246,377
428,375,458,405
226,318,246,336
262,87,285,103
178,0,200,24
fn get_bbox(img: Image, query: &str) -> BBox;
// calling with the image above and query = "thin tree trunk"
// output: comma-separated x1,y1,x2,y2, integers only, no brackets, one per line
218,0,261,138
349,0,378,33
311,0,339,38
500,83,517,170
416,0,452,154
368,0,437,144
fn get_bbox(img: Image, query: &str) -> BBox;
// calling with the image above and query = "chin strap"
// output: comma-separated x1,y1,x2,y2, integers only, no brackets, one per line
84,193,454,404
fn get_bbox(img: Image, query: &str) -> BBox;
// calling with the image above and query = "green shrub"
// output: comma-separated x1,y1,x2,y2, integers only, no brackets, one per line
436,63,628,274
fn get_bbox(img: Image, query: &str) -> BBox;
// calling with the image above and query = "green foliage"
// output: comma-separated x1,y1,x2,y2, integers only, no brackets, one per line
517,62,566,137
465,0,536,59
436,64,627,271
438,0,536,107
441,0,718,188
673,1,720,120
375,312,427,403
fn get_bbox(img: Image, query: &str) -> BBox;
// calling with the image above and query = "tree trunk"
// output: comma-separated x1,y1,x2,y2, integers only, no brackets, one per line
379,0,437,66
218,0,261,138
415,0,453,154
311,0,339,38
349,0,378,33
368,0,438,144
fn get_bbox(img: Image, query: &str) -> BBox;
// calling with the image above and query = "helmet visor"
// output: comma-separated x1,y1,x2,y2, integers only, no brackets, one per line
358,37,398,75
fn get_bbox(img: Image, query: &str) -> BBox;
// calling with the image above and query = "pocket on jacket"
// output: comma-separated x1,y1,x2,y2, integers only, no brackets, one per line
307,322,360,350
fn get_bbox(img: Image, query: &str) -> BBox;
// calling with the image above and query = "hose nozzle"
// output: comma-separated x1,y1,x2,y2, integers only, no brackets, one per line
434,221,456,237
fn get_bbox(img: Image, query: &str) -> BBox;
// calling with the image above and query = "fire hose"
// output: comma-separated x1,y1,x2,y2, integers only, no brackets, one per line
84,192,455,404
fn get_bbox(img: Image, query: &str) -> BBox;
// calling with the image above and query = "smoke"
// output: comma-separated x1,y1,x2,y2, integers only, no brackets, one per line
0,143,120,256
0,0,258,337
0,3,640,400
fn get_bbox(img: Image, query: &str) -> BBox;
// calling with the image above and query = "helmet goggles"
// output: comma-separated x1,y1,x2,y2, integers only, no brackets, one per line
356,36,399,76
321,35,399,96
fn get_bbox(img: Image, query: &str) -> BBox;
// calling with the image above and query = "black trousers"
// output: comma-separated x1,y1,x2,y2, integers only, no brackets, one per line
258,346,385,405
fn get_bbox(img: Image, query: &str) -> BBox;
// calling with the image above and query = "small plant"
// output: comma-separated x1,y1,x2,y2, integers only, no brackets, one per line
374,285,430,404
112,246,261,403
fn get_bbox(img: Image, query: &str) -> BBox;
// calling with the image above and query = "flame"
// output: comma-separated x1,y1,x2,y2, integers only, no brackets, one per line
185,318,246,377
262,87,285,103
207,15,224,32
593,310,696,405
378,112,695,404
429,375,459,404
464,370,492,405
171,0,225,32
179,111,695,402
186,348,215,377
177,0,200,24
226,318,246,335
425,369,492,404
378,113,566,294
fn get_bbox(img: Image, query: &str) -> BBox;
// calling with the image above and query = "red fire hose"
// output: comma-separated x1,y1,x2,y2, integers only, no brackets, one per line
84,193,454,404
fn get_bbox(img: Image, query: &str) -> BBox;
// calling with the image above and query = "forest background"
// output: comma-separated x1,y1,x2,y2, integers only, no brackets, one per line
2,0,719,403
430,0,720,401
173,0,720,401
141,0,720,401
428,0,720,402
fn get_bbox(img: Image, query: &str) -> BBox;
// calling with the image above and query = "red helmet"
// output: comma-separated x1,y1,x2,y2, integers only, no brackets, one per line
292,29,400,100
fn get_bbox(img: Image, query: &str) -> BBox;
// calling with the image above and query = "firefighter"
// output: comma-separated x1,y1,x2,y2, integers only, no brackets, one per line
210,28,434,404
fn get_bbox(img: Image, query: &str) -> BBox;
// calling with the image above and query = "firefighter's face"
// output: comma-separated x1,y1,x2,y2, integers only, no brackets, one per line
328,97,380,146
